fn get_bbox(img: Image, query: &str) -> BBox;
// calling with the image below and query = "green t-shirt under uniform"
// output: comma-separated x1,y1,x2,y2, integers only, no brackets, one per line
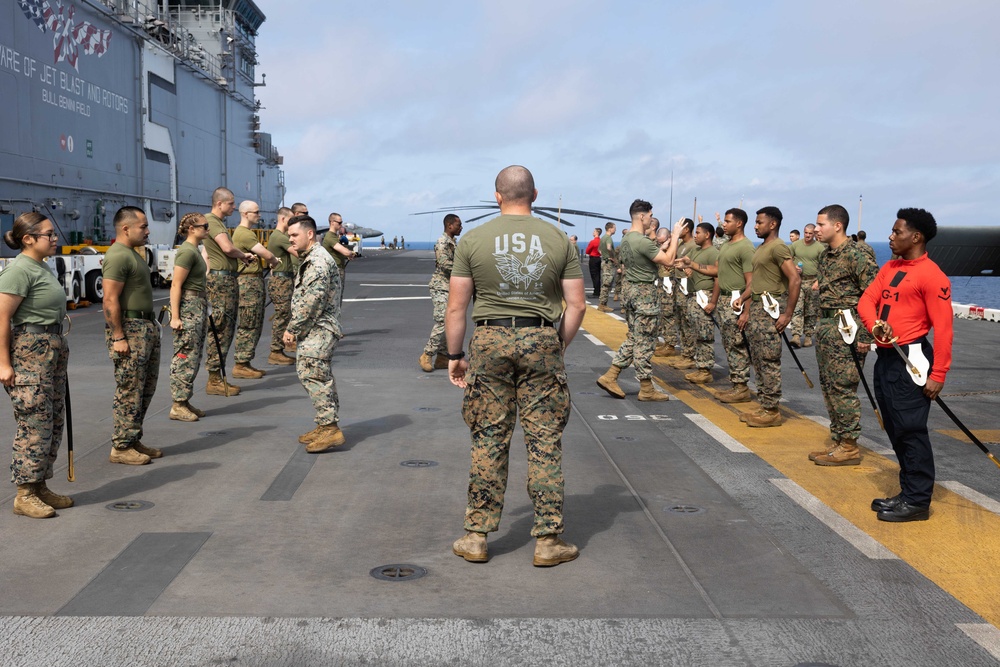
0,255,66,325
674,239,696,279
751,239,792,296
687,245,719,292
102,242,153,313
232,226,262,274
790,239,825,276
267,230,294,273
322,232,345,269
599,233,615,261
174,241,206,293
452,214,582,323
203,213,237,272
717,237,755,293
618,231,659,283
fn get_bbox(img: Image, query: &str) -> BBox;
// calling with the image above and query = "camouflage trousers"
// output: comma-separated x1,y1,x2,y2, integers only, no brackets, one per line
674,291,695,357
236,273,265,364
106,320,160,450
170,292,207,402
423,287,449,356
205,273,237,373
296,353,340,426
338,265,346,310
746,296,785,409
791,277,818,337
657,279,679,347
268,275,294,353
6,332,68,484
715,298,750,384
462,326,569,537
687,294,716,371
612,282,660,380
815,318,867,441
599,261,616,306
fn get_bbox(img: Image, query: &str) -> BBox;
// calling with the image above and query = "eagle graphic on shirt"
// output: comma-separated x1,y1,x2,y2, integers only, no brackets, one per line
493,250,547,290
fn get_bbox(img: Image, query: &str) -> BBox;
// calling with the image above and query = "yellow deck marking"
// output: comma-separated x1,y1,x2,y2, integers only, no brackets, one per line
937,429,1000,445
582,308,1000,629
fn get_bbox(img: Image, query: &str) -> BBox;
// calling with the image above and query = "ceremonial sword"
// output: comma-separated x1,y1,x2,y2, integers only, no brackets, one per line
62,315,74,482
761,292,813,388
837,311,884,430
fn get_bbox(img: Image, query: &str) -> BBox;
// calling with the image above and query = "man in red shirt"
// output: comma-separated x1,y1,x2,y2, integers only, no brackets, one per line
584,227,602,298
858,208,953,522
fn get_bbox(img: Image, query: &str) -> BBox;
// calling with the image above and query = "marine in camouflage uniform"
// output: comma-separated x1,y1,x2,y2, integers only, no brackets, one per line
597,225,617,309
655,265,679,353
169,294,207,403
232,205,279,373
420,215,462,370
810,206,879,465
682,227,720,380
789,227,824,345
664,228,696,368
266,209,297,361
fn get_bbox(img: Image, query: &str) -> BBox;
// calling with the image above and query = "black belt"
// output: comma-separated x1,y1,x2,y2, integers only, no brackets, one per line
272,271,295,278
12,323,62,334
182,289,205,299
124,310,156,322
476,317,554,328
821,307,850,319
209,269,236,276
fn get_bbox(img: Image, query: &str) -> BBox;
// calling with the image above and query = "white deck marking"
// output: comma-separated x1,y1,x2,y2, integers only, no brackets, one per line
957,624,1000,661
583,333,605,347
685,414,752,453
343,296,431,302
804,415,895,456
939,481,1000,515
770,478,898,559
609,313,625,321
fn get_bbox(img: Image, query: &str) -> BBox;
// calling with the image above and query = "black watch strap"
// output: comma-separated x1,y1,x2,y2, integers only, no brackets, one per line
447,351,465,361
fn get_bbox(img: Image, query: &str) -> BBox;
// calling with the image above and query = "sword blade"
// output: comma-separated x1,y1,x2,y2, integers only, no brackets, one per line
65,376,75,482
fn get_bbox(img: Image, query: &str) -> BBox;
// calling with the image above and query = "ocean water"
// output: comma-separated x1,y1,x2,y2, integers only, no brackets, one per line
397,238,998,309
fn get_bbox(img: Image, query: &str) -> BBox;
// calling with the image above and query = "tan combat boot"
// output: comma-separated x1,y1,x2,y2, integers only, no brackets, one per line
109,446,151,465
418,353,434,372
638,378,669,402
434,353,450,370
808,439,838,462
133,442,163,459
285,339,298,353
267,351,295,366
36,481,74,510
814,439,862,466
13,483,55,518
597,366,626,399
745,407,783,428
718,383,752,404
789,334,801,348
685,369,713,384
305,424,346,453
613,293,619,302
207,371,241,396
653,343,677,357
802,336,813,348
533,535,579,567
452,531,488,563
169,401,199,422
232,363,265,379
597,304,613,313
668,357,695,370
184,401,206,418
298,426,322,444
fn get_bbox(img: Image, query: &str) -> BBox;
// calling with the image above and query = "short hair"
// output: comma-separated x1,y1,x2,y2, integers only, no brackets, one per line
817,204,850,231
857,230,867,240
3,211,48,250
725,208,748,226
443,213,461,227
681,217,695,233
277,206,293,218
238,200,258,215
113,205,145,230
212,187,234,204
495,165,535,204
649,217,660,231
291,202,308,214
757,206,783,228
804,223,816,232
569,235,578,243
715,225,725,238
288,215,316,233
328,212,342,224
178,212,205,236
604,222,615,232
898,207,937,242
789,229,800,236
697,222,715,238
629,199,652,217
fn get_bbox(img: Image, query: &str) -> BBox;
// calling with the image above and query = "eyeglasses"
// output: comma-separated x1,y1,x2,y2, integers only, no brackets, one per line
192,224,210,230
247,210,260,214
29,232,58,241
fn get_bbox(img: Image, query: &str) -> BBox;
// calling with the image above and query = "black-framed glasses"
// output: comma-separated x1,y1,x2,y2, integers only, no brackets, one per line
192,224,210,230
247,210,260,214
29,232,58,240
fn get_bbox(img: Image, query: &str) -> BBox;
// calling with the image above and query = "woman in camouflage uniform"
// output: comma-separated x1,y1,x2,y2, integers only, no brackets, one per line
168,213,210,422
0,212,72,518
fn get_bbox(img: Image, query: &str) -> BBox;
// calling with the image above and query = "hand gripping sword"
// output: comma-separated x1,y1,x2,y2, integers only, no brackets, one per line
62,315,74,482
838,310,884,430
762,291,813,388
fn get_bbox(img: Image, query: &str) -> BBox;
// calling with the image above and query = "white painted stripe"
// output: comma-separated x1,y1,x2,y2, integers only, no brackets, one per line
770,478,898,560
939,481,1000,515
583,333,605,347
609,314,625,321
606,350,615,357
685,414,751,453
804,415,895,456
358,283,427,287
343,296,431,302
957,624,1000,661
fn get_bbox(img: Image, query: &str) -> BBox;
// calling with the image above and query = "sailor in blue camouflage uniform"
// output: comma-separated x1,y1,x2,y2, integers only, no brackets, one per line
419,213,462,372
284,215,346,454
446,165,586,567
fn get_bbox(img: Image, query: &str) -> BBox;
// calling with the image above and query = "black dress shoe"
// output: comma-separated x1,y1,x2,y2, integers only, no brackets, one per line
871,494,903,512
877,501,930,522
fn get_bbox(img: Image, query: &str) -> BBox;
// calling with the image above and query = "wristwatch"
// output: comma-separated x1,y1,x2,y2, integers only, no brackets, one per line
446,351,465,361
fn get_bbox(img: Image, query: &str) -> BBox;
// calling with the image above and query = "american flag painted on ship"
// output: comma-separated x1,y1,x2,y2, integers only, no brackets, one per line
17,0,112,71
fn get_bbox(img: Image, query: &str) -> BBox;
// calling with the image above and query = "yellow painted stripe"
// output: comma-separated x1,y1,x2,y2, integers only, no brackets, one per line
937,429,1000,445
582,308,1000,629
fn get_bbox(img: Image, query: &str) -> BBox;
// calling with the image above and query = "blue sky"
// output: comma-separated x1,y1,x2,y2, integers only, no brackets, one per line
254,0,1000,242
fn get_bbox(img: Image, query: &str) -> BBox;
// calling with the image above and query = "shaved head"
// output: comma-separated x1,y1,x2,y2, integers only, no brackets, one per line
212,187,234,205
495,165,536,205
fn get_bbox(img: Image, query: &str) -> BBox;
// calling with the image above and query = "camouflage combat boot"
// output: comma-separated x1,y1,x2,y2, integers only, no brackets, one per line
36,482,74,510
232,363,265,379
814,439,862,466
718,383,751,403
434,353,450,369
133,442,163,459
298,426,322,444
745,407,783,428
668,357,695,370
184,401,206,418
653,343,677,357
597,365,626,399
207,371,241,396
533,535,579,567
452,531,488,563
305,424,345,453
685,369,713,384
13,483,55,518
267,351,295,366
170,402,199,422
597,305,613,313
418,353,434,372
109,446,152,465
637,378,669,402
802,336,813,348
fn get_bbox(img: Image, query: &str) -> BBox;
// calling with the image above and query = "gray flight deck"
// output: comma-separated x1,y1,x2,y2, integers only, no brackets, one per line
1,251,999,666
